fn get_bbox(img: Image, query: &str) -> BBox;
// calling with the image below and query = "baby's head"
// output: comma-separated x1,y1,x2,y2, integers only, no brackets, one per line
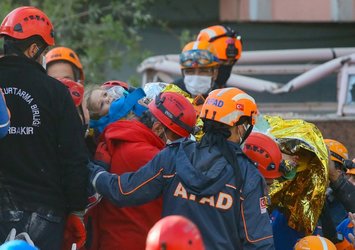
86,87,113,120
86,85,129,120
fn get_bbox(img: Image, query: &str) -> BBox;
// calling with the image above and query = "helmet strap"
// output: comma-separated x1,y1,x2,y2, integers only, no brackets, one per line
31,43,47,61
239,124,253,145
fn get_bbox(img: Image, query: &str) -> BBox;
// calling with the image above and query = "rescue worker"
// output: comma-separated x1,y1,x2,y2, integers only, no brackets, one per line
173,40,220,116
242,132,284,184
88,92,196,250
309,139,355,249
46,46,89,135
243,132,305,250
0,89,10,138
326,139,355,212
0,6,88,250
46,46,84,84
197,25,242,88
175,41,219,98
88,87,275,249
146,215,205,250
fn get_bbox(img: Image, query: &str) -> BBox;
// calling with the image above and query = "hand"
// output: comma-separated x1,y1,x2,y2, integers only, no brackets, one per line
348,212,355,247
62,212,86,250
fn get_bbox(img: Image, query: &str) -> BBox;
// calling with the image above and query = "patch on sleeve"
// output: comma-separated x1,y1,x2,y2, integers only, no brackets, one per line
259,196,268,214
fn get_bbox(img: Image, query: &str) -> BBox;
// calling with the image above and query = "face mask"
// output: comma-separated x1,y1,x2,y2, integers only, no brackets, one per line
184,75,212,96
214,64,233,88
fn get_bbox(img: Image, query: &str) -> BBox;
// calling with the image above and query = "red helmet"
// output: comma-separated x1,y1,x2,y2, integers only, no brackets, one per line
146,215,205,250
0,6,54,46
243,132,283,179
57,78,84,107
101,80,129,90
149,92,196,137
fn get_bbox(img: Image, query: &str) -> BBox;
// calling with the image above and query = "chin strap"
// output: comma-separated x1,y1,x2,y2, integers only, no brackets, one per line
240,124,253,145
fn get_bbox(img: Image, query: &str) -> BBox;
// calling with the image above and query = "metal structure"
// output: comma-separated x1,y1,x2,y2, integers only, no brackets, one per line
137,47,355,117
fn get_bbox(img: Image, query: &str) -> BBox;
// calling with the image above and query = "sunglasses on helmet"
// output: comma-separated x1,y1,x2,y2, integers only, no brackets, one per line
180,50,218,68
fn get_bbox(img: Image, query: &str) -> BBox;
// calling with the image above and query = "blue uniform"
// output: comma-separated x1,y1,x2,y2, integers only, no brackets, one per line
90,139,275,250
0,93,9,138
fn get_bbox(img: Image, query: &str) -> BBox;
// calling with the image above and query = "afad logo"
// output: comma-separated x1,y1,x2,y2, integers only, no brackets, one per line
206,98,224,107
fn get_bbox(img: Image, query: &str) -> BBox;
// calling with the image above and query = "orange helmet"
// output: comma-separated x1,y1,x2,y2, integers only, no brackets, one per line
324,139,349,164
57,78,84,107
200,87,257,126
0,6,54,46
149,92,196,137
146,215,205,250
243,132,283,179
197,25,242,61
294,236,336,250
180,41,219,69
46,47,84,81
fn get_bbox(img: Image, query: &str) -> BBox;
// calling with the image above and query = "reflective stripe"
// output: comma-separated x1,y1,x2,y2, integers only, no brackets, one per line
198,28,217,40
220,110,244,125
216,87,233,97
232,93,256,103
192,41,199,50
319,236,328,250
0,120,10,128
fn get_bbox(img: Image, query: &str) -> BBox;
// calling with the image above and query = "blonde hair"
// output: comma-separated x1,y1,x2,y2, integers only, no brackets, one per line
84,84,102,120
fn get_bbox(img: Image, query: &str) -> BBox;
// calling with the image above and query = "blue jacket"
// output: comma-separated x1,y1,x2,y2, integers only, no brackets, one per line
90,139,275,250
0,92,9,138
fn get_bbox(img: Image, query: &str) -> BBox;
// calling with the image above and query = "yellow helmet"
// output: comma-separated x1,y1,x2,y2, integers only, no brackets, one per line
180,41,219,69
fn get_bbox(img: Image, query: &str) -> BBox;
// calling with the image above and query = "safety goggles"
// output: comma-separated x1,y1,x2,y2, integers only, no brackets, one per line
180,50,218,68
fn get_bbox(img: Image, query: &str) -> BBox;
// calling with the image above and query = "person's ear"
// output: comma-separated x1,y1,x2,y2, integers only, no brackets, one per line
152,121,164,137
25,43,38,58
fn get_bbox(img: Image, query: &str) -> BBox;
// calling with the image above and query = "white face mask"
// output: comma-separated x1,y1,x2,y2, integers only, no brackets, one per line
184,75,212,96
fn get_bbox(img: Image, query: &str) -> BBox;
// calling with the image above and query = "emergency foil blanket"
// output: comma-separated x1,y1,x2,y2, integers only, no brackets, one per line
259,115,329,234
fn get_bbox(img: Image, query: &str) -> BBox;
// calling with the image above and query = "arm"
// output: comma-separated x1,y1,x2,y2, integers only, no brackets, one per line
0,89,10,138
58,88,89,212
328,154,355,212
89,152,167,207
330,175,355,212
240,176,275,249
